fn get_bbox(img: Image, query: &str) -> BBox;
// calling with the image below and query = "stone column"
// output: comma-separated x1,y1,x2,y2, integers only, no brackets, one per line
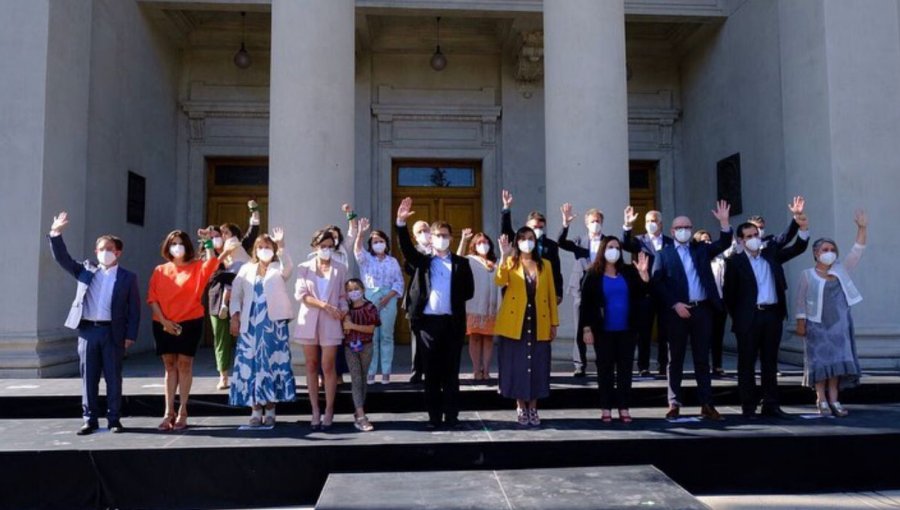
543,0,629,339
779,0,900,368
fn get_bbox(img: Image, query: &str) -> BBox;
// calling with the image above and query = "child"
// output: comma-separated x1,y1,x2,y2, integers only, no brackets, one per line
342,278,381,431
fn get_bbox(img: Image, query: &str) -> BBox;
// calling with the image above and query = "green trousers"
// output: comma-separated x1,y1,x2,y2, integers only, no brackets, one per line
209,315,236,373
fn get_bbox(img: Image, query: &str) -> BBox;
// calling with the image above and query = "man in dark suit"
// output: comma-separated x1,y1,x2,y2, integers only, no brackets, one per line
557,203,612,377
651,201,733,420
48,212,141,435
500,189,563,304
623,207,674,377
403,220,432,384
724,215,809,418
395,198,474,429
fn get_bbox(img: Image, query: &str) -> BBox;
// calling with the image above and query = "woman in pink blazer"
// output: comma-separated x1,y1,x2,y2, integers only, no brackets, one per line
294,229,348,430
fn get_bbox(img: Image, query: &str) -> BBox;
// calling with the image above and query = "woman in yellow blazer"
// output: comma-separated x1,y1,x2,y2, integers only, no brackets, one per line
495,226,559,427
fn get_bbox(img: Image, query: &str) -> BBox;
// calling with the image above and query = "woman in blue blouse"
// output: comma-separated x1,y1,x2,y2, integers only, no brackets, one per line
580,237,650,423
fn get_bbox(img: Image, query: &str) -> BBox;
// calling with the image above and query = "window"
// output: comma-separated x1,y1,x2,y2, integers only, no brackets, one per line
126,171,145,226
396,166,476,188
213,164,269,186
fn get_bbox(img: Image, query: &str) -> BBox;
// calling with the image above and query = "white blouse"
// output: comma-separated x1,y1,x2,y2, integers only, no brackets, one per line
466,255,500,318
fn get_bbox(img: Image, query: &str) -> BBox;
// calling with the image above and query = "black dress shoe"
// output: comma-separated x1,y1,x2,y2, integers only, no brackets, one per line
638,370,651,378
658,367,668,377
741,409,758,419
444,417,462,429
665,406,680,420
77,423,98,436
410,373,423,384
760,406,791,419
700,404,724,421
425,421,440,431
573,368,587,378
108,421,125,433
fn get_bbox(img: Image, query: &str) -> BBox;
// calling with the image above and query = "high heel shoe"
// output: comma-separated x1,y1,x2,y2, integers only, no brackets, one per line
817,400,832,416
619,409,632,424
321,411,334,431
309,411,321,430
157,413,175,432
829,401,849,417
601,410,613,424
173,412,188,431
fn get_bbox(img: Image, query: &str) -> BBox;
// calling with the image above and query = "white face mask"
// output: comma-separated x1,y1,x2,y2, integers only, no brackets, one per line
169,244,185,259
97,249,117,267
475,243,490,256
518,239,535,253
372,241,387,254
744,237,762,253
318,247,333,261
257,248,274,263
432,236,450,252
674,228,692,244
415,232,431,247
347,290,363,301
532,228,544,239
818,251,837,266
646,221,659,235
604,248,621,263
587,221,602,234
212,237,224,250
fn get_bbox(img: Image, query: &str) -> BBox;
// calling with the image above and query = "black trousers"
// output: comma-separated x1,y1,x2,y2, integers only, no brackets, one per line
735,307,783,412
665,301,714,406
636,296,668,371
593,329,636,409
415,315,464,424
410,327,423,378
711,308,728,370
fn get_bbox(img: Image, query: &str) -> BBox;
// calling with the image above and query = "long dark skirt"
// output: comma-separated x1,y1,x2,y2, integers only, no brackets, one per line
498,335,551,401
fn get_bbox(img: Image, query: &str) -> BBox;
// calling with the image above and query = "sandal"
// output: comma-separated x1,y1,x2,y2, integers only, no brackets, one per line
528,408,541,427
263,407,276,427
249,409,263,427
321,411,334,431
601,410,613,424
817,400,832,416
309,411,321,430
173,413,188,431
354,415,374,432
619,409,633,424
157,413,175,432
829,401,849,417
516,407,529,426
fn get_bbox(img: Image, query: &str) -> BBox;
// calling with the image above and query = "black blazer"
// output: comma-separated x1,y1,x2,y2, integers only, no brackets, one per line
49,235,141,345
579,266,649,333
651,228,733,312
622,229,674,271
395,222,474,330
723,235,809,335
763,218,799,249
501,208,563,299
556,225,613,261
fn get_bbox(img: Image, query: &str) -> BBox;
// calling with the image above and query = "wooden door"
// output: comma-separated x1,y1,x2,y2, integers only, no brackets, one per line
628,160,659,236
204,157,269,345
391,160,482,344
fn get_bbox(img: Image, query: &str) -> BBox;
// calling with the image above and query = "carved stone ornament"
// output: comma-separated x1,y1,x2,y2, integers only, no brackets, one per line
515,30,543,97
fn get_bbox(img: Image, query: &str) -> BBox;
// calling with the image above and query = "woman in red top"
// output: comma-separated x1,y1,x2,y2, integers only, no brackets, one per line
148,230,221,430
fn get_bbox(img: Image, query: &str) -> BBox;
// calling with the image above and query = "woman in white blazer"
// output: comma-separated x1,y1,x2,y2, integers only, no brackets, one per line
294,229,349,430
228,229,296,427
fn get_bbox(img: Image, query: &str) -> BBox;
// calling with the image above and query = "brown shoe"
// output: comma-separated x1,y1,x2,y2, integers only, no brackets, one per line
701,404,723,421
665,405,680,419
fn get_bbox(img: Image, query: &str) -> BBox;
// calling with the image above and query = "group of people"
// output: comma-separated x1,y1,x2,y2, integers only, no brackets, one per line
48,188,867,435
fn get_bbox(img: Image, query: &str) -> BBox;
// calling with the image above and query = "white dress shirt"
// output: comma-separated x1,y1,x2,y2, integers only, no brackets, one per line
650,234,664,252
746,251,777,305
425,252,453,315
676,243,707,302
83,265,118,321
588,236,602,262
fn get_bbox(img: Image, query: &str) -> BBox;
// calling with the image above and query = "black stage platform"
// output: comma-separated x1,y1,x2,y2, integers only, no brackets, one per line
316,465,709,509
4,402,900,509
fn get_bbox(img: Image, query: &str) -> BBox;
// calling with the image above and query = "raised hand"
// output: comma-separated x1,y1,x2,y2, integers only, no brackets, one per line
498,234,512,257
271,227,285,246
197,227,211,240
461,228,473,240
248,199,258,210
358,217,371,233
854,209,868,228
789,196,805,216
560,203,575,227
634,251,650,274
711,200,731,228
624,205,638,227
341,203,352,214
396,197,415,224
50,212,69,234
502,189,513,209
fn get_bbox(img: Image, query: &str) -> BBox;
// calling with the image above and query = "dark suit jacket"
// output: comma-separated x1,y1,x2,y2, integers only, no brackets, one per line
501,208,563,299
556,225,612,261
763,218,799,250
651,228,733,312
49,235,141,345
580,266,649,333
622,229,674,271
723,235,809,335
395,222,474,332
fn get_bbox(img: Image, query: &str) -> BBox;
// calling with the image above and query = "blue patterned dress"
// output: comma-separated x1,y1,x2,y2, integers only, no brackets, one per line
230,277,296,407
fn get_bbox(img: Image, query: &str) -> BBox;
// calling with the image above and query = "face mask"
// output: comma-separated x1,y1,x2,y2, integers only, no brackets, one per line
518,239,535,253
318,247,333,261
532,228,544,239
212,237,224,250
604,248,621,263
818,251,837,266
674,228,692,244
587,222,602,234
169,244,185,259
432,236,450,252
257,248,274,263
758,228,766,238
348,290,363,301
475,243,490,256
97,250,117,266
415,232,431,246
744,237,762,252
372,242,387,254
646,221,659,235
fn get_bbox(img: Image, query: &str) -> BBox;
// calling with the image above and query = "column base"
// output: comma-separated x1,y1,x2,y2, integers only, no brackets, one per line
0,329,79,378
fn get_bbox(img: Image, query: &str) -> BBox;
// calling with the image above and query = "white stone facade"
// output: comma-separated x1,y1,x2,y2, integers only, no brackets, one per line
0,0,898,376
